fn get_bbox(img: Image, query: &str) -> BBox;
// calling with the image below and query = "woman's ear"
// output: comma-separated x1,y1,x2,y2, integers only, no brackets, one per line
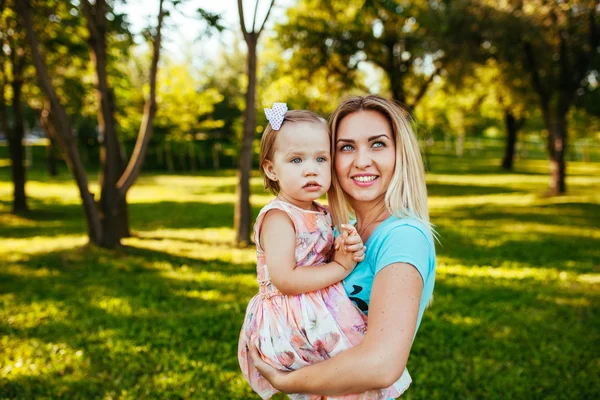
262,160,277,181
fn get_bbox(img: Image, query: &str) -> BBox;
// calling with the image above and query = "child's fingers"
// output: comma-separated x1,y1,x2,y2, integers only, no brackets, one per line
340,224,357,235
334,236,341,250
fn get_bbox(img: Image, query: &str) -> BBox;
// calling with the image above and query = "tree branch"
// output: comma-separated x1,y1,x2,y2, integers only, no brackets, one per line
522,40,549,105
117,0,165,195
251,0,260,32
409,58,444,109
257,0,275,36
238,0,249,40
80,0,99,46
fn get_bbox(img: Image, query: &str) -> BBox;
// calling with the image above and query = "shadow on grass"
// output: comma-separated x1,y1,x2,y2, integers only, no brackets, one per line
406,278,600,400
434,202,600,272
0,199,263,239
0,244,259,399
427,183,525,197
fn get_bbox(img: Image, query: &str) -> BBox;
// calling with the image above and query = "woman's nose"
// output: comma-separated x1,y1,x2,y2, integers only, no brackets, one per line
354,148,372,169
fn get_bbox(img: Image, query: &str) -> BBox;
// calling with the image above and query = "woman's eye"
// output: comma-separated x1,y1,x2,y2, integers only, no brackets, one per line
372,141,385,148
339,144,353,151
316,156,327,162
291,158,302,163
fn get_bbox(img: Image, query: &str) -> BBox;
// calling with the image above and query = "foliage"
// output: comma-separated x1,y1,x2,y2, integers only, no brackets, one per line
1,148,599,399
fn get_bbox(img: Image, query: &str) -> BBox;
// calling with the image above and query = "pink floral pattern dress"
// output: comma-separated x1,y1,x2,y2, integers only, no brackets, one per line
238,199,412,399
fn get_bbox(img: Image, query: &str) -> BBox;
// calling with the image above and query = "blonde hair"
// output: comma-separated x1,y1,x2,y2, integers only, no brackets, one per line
259,110,328,194
327,95,431,229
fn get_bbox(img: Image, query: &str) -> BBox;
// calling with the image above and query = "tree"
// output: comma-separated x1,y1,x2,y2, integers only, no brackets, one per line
18,0,165,248
235,0,275,246
1,1,28,212
275,0,475,109
477,0,600,193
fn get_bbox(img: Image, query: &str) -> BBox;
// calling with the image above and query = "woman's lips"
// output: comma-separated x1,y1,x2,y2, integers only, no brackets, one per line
351,175,379,187
352,175,379,187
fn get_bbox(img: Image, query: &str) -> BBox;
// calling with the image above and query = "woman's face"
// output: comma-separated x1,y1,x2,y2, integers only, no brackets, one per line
334,110,396,207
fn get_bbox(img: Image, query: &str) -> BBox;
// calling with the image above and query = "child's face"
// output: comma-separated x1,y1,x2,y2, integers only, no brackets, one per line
264,122,331,209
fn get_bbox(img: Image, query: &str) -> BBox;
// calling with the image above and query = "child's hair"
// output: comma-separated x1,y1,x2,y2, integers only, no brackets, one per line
259,110,329,194
327,95,431,229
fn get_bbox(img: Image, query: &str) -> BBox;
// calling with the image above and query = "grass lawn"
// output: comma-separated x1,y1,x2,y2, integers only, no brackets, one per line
1,150,599,399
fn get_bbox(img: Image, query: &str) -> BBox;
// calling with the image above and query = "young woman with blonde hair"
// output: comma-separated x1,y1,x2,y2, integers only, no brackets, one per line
248,95,436,397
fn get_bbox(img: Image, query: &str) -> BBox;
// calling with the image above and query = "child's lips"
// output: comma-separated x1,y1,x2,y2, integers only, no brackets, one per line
303,182,322,191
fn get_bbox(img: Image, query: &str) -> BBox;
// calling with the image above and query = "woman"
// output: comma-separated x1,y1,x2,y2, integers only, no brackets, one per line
247,95,436,397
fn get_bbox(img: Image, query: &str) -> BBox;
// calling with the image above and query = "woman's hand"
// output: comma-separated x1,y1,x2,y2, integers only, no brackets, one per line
247,335,291,392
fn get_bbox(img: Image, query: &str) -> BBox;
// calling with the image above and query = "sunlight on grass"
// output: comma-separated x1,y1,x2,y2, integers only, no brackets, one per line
0,235,89,259
174,289,238,303
125,237,256,265
1,338,89,380
442,314,482,326
437,263,599,284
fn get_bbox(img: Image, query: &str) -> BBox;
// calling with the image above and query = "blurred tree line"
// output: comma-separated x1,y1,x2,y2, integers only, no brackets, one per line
1,0,598,247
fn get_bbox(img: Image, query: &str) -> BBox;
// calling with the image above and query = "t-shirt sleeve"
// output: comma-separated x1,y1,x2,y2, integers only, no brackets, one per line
375,225,432,284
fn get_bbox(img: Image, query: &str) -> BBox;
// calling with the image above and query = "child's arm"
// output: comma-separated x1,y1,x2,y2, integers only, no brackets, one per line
261,210,365,296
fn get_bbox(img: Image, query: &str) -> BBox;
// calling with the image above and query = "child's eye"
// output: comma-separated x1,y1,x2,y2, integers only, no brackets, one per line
316,156,327,162
339,144,353,151
291,158,302,163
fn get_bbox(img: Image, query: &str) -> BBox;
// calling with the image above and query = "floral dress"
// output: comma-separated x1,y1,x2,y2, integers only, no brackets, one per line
238,199,411,400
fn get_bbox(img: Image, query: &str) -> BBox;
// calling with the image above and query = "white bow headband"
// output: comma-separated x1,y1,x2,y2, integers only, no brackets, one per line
264,102,288,130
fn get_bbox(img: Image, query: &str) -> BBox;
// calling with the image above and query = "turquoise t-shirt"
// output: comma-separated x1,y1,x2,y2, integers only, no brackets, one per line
342,216,436,334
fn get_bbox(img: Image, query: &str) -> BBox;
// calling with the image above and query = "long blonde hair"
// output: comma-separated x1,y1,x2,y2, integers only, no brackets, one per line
327,95,431,229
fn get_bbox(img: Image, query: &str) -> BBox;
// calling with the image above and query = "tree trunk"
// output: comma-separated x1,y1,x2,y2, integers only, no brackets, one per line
17,0,103,243
502,109,518,171
235,36,257,246
40,102,58,176
189,141,196,172
166,141,174,171
548,115,567,195
83,0,127,248
9,66,28,213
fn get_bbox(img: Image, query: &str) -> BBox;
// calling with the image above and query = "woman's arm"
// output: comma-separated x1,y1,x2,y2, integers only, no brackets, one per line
248,262,423,395
261,210,364,295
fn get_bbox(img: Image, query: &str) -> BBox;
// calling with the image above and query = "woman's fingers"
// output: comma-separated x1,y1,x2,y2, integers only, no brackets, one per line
248,336,271,377
353,248,366,262
344,242,364,253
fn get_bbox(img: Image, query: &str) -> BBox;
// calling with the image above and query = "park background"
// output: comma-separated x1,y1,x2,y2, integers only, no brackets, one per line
1,0,599,399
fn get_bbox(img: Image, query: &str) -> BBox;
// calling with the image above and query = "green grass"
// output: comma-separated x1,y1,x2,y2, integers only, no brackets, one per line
1,151,599,399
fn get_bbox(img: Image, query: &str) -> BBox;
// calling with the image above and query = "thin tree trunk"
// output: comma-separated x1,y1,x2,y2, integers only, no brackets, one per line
0,55,11,180
235,36,257,246
502,109,518,171
166,141,174,171
178,142,187,171
235,0,275,246
9,50,28,213
549,114,567,195
40,101,58,176
189,141,196,172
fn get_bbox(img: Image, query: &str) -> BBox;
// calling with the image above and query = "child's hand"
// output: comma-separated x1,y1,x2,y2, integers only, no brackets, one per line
333,224,366,271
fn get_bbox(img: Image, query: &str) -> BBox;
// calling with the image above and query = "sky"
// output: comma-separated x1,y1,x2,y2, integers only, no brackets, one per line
115,0,384,93
116,0,294,64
